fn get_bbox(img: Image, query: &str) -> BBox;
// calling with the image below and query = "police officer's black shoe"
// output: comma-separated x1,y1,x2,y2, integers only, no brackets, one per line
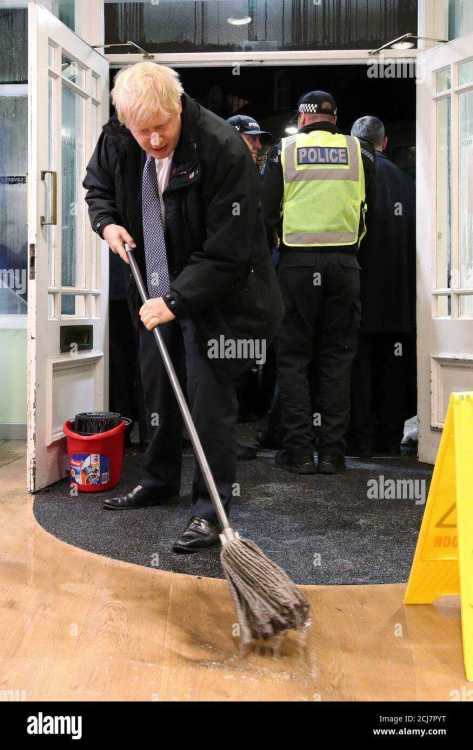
103,484,179,510
275,450,317,475
317,453,346,474
173,517,220,553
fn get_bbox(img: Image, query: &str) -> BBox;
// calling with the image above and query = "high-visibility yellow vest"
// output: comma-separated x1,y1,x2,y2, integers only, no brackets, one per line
281,130,366,247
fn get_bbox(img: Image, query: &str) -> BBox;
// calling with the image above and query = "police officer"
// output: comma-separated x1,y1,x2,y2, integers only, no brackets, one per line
226,114,271,168
263,90,375,474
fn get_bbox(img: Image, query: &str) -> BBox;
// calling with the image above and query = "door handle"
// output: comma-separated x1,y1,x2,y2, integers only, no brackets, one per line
40,170,58,226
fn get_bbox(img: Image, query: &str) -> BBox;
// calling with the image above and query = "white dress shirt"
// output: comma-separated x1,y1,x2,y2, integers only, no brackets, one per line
154,153,174,220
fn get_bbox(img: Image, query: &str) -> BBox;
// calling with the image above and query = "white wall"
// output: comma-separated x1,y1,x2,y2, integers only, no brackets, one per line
0,319,27,437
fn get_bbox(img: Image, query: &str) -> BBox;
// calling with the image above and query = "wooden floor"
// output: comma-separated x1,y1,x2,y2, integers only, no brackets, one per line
0,439,470,701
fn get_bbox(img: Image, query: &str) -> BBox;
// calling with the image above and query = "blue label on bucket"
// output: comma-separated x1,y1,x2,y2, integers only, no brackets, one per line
70,453,110,486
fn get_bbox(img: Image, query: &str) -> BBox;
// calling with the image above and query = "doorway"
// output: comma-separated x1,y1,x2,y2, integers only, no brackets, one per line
108,62,417,450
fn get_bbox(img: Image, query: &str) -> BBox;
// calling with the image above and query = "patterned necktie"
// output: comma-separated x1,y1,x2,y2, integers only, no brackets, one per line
141,154,170,298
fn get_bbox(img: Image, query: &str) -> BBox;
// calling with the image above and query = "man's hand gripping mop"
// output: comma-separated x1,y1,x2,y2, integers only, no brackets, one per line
126,245,311,648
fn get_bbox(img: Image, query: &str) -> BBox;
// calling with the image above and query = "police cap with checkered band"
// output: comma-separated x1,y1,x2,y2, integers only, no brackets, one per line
297,91,338,117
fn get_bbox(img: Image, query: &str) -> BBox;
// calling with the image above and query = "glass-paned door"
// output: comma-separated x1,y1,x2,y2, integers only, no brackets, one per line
417,32,473,465
27,2,109,491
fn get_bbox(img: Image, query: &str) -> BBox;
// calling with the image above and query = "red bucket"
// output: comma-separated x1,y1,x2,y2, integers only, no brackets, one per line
63,418,128,493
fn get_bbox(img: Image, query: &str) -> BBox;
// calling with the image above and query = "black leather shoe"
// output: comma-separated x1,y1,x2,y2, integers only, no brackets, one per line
173,517,220,553
103,484,179,510
317,453,346,474
275,450,316,475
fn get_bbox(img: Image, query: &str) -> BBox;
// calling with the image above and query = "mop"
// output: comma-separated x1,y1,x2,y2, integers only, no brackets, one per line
125,246,311,647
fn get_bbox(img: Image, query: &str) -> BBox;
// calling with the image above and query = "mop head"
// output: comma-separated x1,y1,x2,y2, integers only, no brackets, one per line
220,536,311,646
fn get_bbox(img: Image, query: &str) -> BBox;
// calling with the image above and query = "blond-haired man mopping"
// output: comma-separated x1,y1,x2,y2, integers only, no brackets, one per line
84,63,283,552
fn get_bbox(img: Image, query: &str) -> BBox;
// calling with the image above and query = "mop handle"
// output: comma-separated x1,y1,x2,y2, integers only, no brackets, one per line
125,245,231,533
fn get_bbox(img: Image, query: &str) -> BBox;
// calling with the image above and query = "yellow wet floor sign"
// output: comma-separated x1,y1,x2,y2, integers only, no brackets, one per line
405,392,473,680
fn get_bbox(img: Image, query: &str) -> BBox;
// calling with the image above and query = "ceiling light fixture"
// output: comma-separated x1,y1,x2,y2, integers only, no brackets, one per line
227,16,252,26
369,33,448,56
92,41,154,59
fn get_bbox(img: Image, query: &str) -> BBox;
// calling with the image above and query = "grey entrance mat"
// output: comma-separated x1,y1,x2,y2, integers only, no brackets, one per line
33,441,431,586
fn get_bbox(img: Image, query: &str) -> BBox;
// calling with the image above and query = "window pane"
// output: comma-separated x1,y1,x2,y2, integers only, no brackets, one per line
459,59,473,86
105,0,418,53
47,77,55,288
0,86,28,315
459,90,473,302
449,0,473,40
437,296,452,317
460,296,473,317
40,0,76,31
62,53,84,88
436,68,451,93
61,294,86,317
61,85,84,289
0,8,27,82
57,0,75,31
436,97,452,301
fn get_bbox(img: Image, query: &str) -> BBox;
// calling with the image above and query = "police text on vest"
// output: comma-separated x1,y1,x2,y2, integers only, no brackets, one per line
297,147,348,165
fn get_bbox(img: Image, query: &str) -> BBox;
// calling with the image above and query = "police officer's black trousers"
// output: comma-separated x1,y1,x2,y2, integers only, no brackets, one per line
137,317,238,524
276,251,361,461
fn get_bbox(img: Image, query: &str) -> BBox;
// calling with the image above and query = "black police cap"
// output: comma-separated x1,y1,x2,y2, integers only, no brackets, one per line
226,114,271,138
297,91,338,116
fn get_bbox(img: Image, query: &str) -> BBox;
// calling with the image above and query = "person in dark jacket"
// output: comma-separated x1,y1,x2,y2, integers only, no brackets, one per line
226,113,275,455
83,62,284,552
348,116,416,456
262,91,375,475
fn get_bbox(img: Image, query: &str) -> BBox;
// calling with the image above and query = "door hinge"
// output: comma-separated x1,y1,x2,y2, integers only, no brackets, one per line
29,243,36,280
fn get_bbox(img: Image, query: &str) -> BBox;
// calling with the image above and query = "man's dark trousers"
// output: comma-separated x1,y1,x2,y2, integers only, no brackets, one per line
137,317,238,523
276,251,361,461
350,332,410,450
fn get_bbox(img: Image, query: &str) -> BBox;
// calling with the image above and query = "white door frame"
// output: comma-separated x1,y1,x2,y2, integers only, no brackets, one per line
105,49,417,69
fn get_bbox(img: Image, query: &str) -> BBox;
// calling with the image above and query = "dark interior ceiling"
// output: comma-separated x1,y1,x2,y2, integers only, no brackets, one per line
179,64,415,135
111,64,416,171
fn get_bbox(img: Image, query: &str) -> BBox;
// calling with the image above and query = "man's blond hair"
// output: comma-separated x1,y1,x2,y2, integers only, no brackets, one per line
111,62,184,126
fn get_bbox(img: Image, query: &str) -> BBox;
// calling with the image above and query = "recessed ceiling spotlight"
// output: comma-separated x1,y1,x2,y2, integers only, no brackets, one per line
227,16,252,26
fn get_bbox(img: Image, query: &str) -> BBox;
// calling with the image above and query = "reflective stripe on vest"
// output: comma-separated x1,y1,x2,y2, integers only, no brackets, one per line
281,131,366,248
